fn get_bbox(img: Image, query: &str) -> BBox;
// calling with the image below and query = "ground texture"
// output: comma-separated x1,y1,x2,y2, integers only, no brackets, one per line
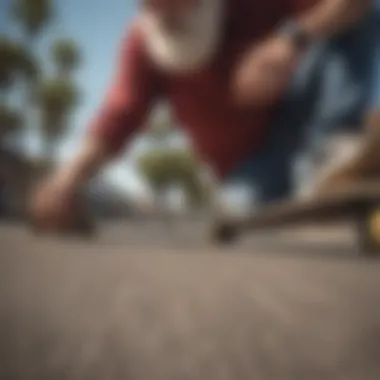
1,221,380,380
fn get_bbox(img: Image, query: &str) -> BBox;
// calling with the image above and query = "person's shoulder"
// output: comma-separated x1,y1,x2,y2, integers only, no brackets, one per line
290,0,319,13
226,0,285,18
120,17,146,53
118,18,159,76
228,0,317,19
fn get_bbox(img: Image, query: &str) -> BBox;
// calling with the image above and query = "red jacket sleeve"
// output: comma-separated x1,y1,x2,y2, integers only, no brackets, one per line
88,26,161,154
287,0,319,14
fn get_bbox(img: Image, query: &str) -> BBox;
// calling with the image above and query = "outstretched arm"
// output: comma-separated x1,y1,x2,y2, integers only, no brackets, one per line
55,26,161,192
233,0,371,106
293,0,371,40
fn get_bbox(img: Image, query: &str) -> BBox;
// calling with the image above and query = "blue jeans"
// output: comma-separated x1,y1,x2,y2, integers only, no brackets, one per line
224,10,380,206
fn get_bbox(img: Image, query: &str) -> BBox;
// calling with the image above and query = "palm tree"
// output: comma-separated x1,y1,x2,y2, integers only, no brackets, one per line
12,0,54,142
138,149,170,212
164,148,206,209
36,76,79,165
138,147,207,215
12,0,54,46
0,36,39,157
51,38,81,77
0,103,23,216
36,38,81,167
139,105,210,214
0,37,17,102
12,0,53,93
139,106,174,214
171,149,205,209
0,36,39,150
0,36,39,104
145,105,173,147
0,104,23,141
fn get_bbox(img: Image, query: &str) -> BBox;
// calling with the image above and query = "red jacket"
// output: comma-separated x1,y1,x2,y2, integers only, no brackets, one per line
90,0,312,177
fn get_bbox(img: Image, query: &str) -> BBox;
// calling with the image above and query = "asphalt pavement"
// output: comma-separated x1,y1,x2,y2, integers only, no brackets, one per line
1,221,380,380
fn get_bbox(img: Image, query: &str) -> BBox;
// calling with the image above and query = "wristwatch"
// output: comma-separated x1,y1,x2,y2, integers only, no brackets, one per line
278,21,312,51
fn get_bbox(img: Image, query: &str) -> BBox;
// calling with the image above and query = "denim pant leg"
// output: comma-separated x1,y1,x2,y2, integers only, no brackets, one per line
368,10,380,109
306,11,380,151
223,45,326,206
370,49,380,110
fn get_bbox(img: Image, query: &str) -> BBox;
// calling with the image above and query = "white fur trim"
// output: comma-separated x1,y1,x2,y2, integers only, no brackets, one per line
140,0,225,74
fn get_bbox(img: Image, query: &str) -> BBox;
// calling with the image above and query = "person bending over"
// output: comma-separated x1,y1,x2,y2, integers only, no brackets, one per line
30,0,370,231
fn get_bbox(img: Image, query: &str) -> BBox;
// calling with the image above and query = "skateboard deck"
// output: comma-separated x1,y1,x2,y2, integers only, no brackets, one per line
227,182,380,232
211,182,380,254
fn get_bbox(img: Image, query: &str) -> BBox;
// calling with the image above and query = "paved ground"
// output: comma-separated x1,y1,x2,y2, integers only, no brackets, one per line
1,218,357,252
1,221,380,379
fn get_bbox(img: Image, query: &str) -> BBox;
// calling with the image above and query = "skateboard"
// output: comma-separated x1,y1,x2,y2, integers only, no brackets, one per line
210,181,380,257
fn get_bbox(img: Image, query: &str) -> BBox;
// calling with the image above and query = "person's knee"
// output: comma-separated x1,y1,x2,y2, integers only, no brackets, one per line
365,108,380,134
257,168,293,204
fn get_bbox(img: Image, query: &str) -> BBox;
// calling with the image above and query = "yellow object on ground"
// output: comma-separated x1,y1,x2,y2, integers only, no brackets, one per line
369,208,380,245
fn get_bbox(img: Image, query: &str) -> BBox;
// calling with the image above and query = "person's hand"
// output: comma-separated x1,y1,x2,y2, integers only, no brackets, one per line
233,34,302,106
29,173,82,233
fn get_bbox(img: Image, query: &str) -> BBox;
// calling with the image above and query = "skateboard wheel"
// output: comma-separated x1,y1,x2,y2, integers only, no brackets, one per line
210,222,238,245
356,206,380,257
65,218,97,239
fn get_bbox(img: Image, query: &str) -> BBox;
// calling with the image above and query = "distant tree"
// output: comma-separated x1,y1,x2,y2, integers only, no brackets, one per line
138,104,209,212
0,37,39,103
12,0,54,140
12,0,54,45
37,38,81,165
138,148,207,212
0,37,19,97
36,77,80,163
145,105,173,145
138,149,171,211
51,38,81,77
0,104,23,141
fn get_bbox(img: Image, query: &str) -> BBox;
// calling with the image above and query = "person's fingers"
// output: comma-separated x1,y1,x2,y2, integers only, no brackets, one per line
28,183,76,232
234,70,289,106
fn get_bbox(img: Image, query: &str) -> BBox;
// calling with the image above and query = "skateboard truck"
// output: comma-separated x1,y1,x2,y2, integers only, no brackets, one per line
210,219,239,244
